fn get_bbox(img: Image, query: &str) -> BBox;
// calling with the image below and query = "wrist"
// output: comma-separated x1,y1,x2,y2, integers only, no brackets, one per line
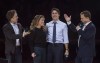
67,21,71,25
66,49,69,50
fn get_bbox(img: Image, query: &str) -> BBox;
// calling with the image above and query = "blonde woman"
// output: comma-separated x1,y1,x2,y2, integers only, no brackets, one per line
28,15,47,63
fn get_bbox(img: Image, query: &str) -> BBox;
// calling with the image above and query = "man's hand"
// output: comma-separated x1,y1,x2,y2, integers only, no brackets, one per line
76,26,81,31
31,52,36,58
23,31,30,37
65,49,69,57
64,14,71,22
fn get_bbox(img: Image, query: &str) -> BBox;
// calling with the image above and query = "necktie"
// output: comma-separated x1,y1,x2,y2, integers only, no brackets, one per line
52,22,56,43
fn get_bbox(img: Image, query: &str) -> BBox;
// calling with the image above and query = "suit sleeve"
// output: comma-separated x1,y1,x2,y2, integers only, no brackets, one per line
77,25,96,40
68,23,77,32
3,25,22,40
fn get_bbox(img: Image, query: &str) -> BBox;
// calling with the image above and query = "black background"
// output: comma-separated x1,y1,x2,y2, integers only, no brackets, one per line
0,0,100,63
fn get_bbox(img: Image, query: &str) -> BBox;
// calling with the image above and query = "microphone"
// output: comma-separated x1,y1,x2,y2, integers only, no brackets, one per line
78,22,84,28
24,28,29,32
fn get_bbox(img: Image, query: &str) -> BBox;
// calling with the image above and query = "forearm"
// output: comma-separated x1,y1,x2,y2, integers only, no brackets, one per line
64,43,69,50
67,21,77,32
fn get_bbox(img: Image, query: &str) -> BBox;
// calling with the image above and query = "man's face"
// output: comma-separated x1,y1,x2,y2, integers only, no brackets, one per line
11,12,18,23
51,10,60,21
80,14,89,23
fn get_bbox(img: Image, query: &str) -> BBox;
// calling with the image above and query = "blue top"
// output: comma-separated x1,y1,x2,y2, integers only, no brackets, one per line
46,20,69,44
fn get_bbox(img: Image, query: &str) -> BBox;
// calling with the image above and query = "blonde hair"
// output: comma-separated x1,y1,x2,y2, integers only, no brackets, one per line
30,15,45,31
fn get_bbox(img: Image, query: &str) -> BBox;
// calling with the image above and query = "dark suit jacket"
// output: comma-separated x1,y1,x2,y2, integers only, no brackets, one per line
3,22,23,54
68,22,96,57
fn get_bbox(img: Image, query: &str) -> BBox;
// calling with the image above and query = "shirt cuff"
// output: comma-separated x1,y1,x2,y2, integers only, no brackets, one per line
64,41,69,44
67,21,71,25
76,27,81,31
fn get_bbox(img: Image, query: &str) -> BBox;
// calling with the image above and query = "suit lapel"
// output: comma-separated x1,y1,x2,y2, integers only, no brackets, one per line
83,22,92,30
17,23,21,34
8,23,21,34
8,23,15,34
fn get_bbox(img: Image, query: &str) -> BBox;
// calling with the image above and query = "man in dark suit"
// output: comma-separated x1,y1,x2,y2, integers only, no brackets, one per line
3,10,23,63
64,10,96,63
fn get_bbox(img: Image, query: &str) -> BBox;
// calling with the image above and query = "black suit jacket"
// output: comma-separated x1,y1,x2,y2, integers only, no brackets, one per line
68,22,96,57
3,22,23,54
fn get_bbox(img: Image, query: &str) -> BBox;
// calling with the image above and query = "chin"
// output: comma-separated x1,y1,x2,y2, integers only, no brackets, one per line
53,19,57,21
42,24,44,26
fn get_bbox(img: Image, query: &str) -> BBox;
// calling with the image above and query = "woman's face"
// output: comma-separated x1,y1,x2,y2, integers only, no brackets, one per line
80,14,89,24
37,17,45,27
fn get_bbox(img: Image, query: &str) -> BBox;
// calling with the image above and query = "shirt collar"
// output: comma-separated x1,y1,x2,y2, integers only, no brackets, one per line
84,21,91,26
10,22,17,26
51,20,60,24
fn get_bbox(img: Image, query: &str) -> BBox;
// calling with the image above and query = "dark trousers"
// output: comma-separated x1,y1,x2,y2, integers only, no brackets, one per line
75,55,93,63
47,43,64,63
33,47,46,63
6,46,22,63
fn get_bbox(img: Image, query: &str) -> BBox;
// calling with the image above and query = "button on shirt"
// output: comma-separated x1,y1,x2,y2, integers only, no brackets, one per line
11,23,20,46
46,20,69,44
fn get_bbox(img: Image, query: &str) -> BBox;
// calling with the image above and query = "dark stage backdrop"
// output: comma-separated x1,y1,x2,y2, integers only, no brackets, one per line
0,0,100,62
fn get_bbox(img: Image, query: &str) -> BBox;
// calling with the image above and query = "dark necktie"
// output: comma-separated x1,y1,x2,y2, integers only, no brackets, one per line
52,22,56,43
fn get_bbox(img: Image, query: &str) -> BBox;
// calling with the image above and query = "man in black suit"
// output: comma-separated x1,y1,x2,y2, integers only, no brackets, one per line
3,10,23,63
64,10,96,63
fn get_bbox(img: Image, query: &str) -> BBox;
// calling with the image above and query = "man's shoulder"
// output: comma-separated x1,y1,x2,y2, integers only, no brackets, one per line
46,21,52,25
47,21,53,23
3,23,10,28
58,21,66,25
46,20,66,26
88,22,95,28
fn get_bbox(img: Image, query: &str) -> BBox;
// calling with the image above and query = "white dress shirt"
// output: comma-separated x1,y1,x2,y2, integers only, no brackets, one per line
11,23,20,46
46,20,69,44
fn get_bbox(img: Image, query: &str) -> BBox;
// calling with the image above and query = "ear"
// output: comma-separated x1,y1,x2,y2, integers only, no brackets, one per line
10,18,13,21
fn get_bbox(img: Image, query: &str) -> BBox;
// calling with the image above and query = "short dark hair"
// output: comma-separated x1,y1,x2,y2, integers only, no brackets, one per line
51,8,60,15
6,10,16,21
80,10,91,19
